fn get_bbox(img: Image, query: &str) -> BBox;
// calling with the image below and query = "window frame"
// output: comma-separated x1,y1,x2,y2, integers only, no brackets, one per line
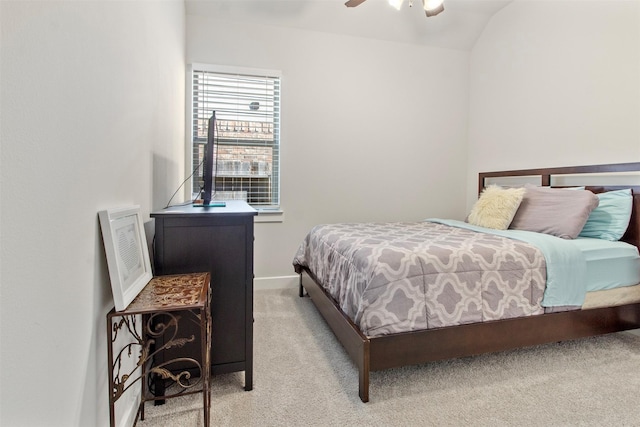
186,63,282,212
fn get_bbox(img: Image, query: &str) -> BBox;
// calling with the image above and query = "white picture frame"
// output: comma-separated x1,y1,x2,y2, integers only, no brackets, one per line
98,206,153,311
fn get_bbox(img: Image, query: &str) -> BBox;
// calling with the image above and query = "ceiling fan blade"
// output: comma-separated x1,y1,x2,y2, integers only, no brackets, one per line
345,0,367,7
425,3,444,17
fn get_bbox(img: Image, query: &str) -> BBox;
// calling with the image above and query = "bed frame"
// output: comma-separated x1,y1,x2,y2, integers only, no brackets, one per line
298,162,640,403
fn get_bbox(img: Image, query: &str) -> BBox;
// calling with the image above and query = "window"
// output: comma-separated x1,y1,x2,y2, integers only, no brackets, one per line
189,64,281,209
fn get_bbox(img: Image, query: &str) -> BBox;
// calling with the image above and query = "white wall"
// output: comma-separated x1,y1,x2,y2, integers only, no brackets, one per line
468,0,640,208
0,1,185,426
187,15,471,282
3,0,636,425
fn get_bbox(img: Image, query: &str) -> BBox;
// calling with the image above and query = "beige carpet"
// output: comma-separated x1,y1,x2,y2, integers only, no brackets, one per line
141,288,640,426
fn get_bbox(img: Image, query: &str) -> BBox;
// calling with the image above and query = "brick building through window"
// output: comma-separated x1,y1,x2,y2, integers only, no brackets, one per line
190,65,281,208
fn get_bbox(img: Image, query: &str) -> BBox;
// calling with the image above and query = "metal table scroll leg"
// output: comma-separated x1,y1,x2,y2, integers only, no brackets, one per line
202,288,212,426
140,313,148,421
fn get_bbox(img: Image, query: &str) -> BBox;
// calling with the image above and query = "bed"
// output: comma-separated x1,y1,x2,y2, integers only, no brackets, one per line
293,162,640,403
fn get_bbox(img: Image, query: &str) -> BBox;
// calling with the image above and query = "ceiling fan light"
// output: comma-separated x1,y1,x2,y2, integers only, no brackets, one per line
388,0,404,10
423,0,443,9
423,0,445,16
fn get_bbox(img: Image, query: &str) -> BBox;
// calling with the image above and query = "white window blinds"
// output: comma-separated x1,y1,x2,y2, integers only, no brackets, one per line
191,65,281,208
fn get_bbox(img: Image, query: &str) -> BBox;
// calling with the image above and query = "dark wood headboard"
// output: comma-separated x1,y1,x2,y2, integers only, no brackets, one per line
478,162,640,250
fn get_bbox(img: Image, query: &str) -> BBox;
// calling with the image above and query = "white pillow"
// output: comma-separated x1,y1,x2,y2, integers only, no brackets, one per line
467,185,526,230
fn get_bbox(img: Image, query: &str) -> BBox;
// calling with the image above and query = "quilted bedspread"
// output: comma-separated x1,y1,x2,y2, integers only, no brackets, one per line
293,221,547,337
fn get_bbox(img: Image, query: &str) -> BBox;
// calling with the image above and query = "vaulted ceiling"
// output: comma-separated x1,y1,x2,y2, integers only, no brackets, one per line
185,0,514,51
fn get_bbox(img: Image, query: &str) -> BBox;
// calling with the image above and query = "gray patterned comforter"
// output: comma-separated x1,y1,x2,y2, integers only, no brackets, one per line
293,221,547,337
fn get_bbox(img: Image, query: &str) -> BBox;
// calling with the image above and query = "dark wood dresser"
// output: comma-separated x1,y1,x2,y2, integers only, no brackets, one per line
151,200,256,390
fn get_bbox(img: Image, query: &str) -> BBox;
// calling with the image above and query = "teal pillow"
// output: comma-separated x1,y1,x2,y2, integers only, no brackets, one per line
579,189,633,241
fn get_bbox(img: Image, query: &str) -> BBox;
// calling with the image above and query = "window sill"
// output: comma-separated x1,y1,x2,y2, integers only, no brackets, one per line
255,209,284,223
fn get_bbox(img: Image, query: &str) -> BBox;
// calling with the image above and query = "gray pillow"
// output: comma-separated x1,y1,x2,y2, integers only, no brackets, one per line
509,184,600,239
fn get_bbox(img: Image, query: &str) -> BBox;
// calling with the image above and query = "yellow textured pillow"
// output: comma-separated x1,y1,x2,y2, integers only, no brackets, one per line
467,185,526,230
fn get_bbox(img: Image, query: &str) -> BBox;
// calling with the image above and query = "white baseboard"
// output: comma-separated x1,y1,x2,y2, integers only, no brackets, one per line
117,381,141,427
254,275,299,290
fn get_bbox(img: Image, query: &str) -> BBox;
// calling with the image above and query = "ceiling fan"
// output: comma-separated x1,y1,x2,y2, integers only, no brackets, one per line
345,0,445,17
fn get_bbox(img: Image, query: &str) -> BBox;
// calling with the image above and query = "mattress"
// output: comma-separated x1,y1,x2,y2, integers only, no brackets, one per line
583,282,640,309
293,221,640,336
570,237,640,292
293,221,549,337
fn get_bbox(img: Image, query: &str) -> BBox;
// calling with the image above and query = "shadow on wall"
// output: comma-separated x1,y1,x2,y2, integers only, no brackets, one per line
144,219,156,275
152,152,180,211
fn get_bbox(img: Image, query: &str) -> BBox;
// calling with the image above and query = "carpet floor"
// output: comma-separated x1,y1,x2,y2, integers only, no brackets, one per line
140,287,640,426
